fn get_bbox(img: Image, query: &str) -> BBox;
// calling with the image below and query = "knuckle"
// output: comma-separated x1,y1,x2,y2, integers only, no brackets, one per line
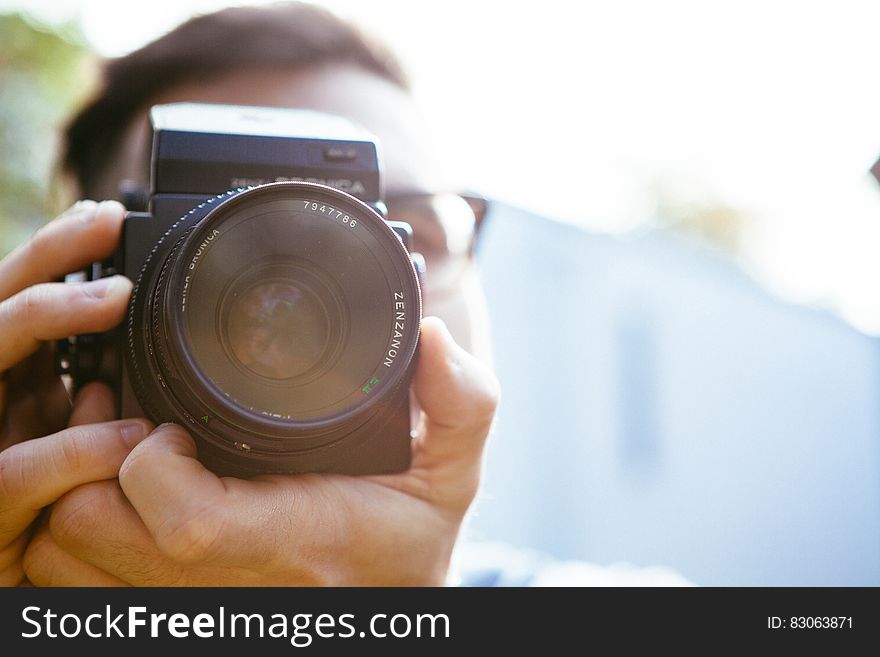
422,454,483,515
0,448,24,506
0,531,27,572
433,466,482,516
447,358,500,429
154,505,227,565
458,471,482,509
478,375,501,418
11,282,87,327
22,530,58,586
0,562,25,587
49,499,89,549
117,446,148,490
17,284,47,324
49,482,112,549
24,226,52,269
468,372,501,430
55,427,88,473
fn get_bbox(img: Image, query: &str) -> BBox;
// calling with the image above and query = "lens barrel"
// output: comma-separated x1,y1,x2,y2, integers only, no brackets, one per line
126,182,421,475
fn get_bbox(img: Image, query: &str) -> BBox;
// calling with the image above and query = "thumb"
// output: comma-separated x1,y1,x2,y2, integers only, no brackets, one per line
410,316,500,481
118,424,230,564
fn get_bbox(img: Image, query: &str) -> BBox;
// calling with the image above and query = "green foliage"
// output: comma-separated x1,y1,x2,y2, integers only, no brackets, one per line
0,12,93,256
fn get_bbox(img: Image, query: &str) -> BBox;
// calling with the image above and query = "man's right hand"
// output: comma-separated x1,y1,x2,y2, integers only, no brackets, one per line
0,200,146,586
0,388,152,585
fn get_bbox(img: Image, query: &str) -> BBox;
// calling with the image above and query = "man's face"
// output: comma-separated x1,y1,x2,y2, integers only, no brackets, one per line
101,65,492,361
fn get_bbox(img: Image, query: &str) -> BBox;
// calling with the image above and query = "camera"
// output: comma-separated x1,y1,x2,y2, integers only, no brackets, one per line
58,103,423,477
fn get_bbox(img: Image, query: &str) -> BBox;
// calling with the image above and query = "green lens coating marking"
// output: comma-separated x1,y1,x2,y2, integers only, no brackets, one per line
361,376,380,393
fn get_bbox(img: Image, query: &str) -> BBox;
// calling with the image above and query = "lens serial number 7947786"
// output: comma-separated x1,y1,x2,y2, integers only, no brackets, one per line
302,200,358,228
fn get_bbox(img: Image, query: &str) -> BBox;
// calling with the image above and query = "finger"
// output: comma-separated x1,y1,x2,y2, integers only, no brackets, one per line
118,425,331,569
68,383,116,427
24,521,127,587
49,480,189,586
0,530,29,587
0,200,125,301
411,316,499,467
118,424,232,564
0,418,152,546
0,276,132,372
368,317,499,511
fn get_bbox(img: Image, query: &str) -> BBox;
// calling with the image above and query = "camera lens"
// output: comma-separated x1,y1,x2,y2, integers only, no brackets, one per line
213,256,349,403
127,182,421,470
223,273,335,381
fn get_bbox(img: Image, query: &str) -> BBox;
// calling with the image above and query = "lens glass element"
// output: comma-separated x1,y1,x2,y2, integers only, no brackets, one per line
172,187,416,423
223,262,341,381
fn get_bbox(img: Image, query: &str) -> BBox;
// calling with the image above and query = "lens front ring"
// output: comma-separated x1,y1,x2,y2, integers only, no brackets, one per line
126,182,421,464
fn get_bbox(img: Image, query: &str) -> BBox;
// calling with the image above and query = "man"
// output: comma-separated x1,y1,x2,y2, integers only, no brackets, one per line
0,3,498,586
0,4,689,587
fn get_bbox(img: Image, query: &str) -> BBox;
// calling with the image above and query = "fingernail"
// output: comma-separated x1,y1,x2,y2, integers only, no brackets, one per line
95,199,125,221
120,421,150,446
66,200,98,221
82,275,129,299
153,422,189,439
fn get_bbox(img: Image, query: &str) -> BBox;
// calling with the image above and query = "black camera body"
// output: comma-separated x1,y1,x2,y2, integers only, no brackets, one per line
59,103,423,477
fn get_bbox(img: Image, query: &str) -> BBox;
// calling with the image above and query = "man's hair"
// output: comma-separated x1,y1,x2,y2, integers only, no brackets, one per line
63,3,409,198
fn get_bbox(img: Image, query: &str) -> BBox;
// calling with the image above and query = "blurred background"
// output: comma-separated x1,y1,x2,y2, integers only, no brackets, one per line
1,0,879,584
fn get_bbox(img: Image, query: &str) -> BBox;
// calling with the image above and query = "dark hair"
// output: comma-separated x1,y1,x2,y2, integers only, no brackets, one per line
62,3,409,198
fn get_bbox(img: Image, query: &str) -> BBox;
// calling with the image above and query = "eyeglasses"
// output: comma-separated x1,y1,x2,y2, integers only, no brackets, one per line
384,192,490,298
